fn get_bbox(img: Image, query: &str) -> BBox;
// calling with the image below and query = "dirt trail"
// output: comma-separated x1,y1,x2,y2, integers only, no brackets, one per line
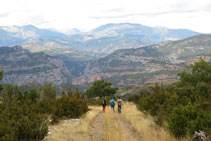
45,103,174,141
117,114,142,141
88,112,104,141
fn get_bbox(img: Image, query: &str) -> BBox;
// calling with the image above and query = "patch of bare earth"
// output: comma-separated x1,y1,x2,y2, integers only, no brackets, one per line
44,106,101,141
88,112,104,141
117,114,142,141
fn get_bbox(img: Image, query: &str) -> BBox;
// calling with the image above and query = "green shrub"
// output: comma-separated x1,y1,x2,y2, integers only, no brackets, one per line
54,96,88,119
87,98,102,105
0,78,88,140
134,60,211,139
0,101,48,140
168,105,188,138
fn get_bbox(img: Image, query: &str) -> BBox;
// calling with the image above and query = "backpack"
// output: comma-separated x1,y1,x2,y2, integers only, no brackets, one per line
102,100,105,105
118,100,122,106
110,99,115,106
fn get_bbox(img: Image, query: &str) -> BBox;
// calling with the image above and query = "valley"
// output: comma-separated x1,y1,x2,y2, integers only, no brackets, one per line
1,0,211,140
0,23,210,89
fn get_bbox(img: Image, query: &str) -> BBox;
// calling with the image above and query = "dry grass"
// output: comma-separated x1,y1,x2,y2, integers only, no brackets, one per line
44,103,191,141
121,102,176,141
103,107,129,141
44,106,101,141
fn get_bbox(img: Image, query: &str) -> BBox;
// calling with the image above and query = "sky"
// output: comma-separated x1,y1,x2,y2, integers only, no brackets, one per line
0,0,211,33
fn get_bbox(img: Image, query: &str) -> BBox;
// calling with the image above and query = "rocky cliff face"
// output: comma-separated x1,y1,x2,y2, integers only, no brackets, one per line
0,46,71,86
72,46,182,86
1,34,211,88
72,34,211,87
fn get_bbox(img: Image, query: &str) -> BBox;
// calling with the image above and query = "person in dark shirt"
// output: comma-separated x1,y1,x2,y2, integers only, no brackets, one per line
102,97,106,113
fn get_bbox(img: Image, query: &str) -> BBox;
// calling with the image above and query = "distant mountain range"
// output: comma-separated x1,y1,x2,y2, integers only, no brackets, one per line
72,34,211,87
0,23,200,61
0,25,67,46
0,34,211,87
86,23,199,41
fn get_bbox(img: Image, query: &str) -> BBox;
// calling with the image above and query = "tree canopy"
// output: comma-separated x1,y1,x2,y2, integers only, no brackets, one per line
178,59,211,87
85,80,118,98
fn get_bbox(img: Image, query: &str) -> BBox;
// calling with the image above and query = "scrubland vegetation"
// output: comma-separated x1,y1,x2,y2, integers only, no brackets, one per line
0,59,210,140
0,71,88,140
128,59,211,139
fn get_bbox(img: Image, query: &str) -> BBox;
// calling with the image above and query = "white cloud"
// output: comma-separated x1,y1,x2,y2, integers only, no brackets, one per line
0,0,211,33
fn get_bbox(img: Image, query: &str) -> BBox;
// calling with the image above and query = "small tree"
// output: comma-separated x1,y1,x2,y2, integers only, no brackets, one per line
85,80,118,98
39,83,56,101
62,90,67,97
178,59,211,87
68,88,73,97
74,88,80,99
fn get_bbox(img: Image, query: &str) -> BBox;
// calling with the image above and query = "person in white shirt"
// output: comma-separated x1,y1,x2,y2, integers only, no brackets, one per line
117,97,123,113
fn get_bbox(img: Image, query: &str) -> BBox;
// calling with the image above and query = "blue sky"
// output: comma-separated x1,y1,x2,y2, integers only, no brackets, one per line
0,0,211,33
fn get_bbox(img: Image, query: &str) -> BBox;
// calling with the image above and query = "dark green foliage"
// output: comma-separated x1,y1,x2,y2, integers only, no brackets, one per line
54,96,88,119
74,88,80,99
177,59,211,87
87,95,114,106
0,71,3,92
68,88,73,97
85,80,118,98
131,60,211,138
168,105,189,137
87,98,102,105
0,73,88,140
39,83,56,100
127,86,152,103
168,104,211,138
128,95,142,103
0,85,48,140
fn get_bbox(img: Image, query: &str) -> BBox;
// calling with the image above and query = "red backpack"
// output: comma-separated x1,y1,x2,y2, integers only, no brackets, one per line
118,100,121,106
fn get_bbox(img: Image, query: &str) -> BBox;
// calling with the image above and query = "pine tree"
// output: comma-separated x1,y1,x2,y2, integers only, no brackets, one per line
39,83,56,101
62,90,67,97
74,88,80,99
68,88,73,97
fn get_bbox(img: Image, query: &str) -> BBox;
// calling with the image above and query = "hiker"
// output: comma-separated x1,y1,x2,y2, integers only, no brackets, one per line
117,97,123,113
102,97,106,113
110,98,115,112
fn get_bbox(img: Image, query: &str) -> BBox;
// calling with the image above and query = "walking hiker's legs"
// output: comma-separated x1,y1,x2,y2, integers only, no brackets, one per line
103,106,106,113
111,105,115,112
118,105,121,113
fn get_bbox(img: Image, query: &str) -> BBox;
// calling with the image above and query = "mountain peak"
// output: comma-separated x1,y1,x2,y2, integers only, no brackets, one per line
65,28,84,35
21,24,38,30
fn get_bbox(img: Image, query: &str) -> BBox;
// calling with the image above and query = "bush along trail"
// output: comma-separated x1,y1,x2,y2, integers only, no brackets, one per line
128,59,211,140
0,72,88,141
